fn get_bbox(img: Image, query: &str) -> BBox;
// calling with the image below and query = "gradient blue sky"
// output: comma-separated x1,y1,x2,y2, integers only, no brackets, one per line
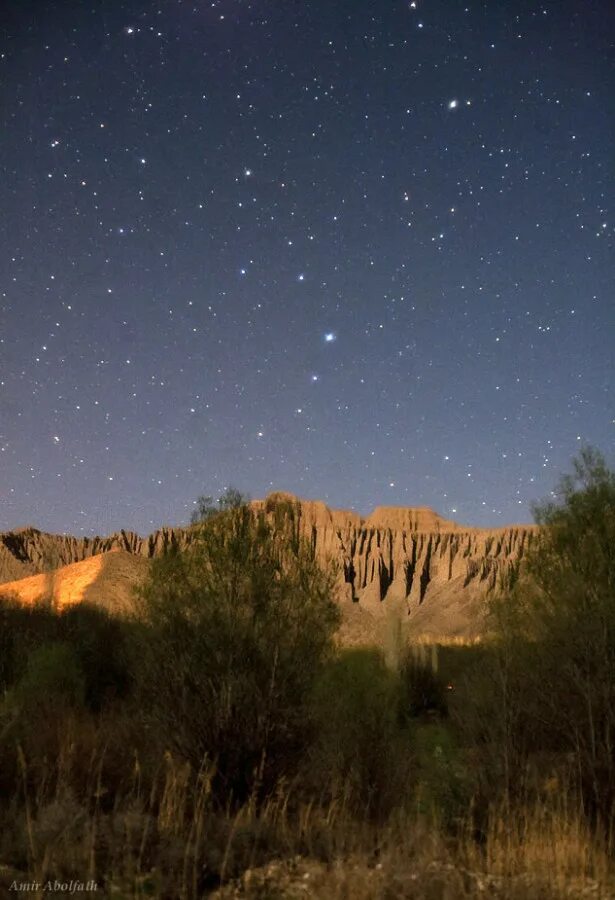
1,0,613,534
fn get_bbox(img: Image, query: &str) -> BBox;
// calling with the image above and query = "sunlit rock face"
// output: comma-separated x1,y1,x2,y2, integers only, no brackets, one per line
0,550,150,614
0,494,536,640
252,495,536,639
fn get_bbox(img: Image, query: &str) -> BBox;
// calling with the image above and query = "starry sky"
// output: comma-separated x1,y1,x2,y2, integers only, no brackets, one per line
1,0,613,536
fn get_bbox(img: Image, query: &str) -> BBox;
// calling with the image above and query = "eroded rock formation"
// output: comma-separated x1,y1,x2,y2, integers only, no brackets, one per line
0,493,536,638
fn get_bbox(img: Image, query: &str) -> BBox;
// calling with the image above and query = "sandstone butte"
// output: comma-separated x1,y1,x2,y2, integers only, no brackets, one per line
0,492,537,643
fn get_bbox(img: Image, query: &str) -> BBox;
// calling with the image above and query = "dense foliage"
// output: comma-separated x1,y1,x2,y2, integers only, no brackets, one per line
484,447,615,825
134,491,341,801
0,458,613,894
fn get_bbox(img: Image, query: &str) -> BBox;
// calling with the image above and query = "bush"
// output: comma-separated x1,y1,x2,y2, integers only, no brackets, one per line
0,602,137,804
413,722,472,831
15,642,86,713
0,597,57,691
59,604,132,711
489,448,615,826
306,648,411,819
134,493,341,803
0,642,86,791
0,598,132,712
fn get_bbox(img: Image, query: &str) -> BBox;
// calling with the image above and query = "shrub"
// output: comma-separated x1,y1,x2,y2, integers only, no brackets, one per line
489,448,615,826
0,642,86,791
0,597,132,712
59,604,133,711
13,642,86,714
412,722,473,831
134,494,341,803
0,597,57,690
306,648,411,819
0,593,21,691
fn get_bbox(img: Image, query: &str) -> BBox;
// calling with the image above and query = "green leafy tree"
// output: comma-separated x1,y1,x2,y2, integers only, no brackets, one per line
489,447,615,824
135,492,341,803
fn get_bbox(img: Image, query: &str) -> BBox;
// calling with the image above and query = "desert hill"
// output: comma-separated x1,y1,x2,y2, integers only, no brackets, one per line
0,493,536,640
0,549,150,615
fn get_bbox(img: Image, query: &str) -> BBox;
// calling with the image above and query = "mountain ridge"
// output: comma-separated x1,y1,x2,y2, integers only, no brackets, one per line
0,493,537,640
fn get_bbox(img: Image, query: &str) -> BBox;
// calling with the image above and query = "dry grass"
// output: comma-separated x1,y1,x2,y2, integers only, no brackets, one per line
411,635,484,647
0,748,613,899
212,806,614,899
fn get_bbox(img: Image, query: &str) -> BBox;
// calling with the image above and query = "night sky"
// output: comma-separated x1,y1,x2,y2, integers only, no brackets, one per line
1,1,613,535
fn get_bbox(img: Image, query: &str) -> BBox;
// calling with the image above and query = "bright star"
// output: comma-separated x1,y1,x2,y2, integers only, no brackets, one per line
324,332,336,343
448,99,458,110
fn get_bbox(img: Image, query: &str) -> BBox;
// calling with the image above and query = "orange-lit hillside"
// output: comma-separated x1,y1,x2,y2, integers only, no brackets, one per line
0,549,149,615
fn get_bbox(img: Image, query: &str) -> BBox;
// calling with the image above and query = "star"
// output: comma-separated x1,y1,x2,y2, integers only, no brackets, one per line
0,0,609,537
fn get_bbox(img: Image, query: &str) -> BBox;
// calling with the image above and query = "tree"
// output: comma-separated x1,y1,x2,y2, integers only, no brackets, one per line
134,492,341,803
189,487,246,524
490,448,615,825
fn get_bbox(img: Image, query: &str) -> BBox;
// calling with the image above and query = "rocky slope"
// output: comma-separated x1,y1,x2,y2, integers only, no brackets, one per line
0,493,536,639
0,549,150,615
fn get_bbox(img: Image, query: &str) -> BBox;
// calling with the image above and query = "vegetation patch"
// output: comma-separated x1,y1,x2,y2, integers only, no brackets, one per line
0,457,614,897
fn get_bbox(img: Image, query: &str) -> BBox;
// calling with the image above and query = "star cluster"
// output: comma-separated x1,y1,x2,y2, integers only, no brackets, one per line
1,0,613,534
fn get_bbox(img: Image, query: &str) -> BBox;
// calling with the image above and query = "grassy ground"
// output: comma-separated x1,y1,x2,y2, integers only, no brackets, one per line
0,742,613,899
0,600,613,899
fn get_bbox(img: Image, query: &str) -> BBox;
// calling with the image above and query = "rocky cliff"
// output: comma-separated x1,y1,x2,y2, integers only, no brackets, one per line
0,493,536,639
